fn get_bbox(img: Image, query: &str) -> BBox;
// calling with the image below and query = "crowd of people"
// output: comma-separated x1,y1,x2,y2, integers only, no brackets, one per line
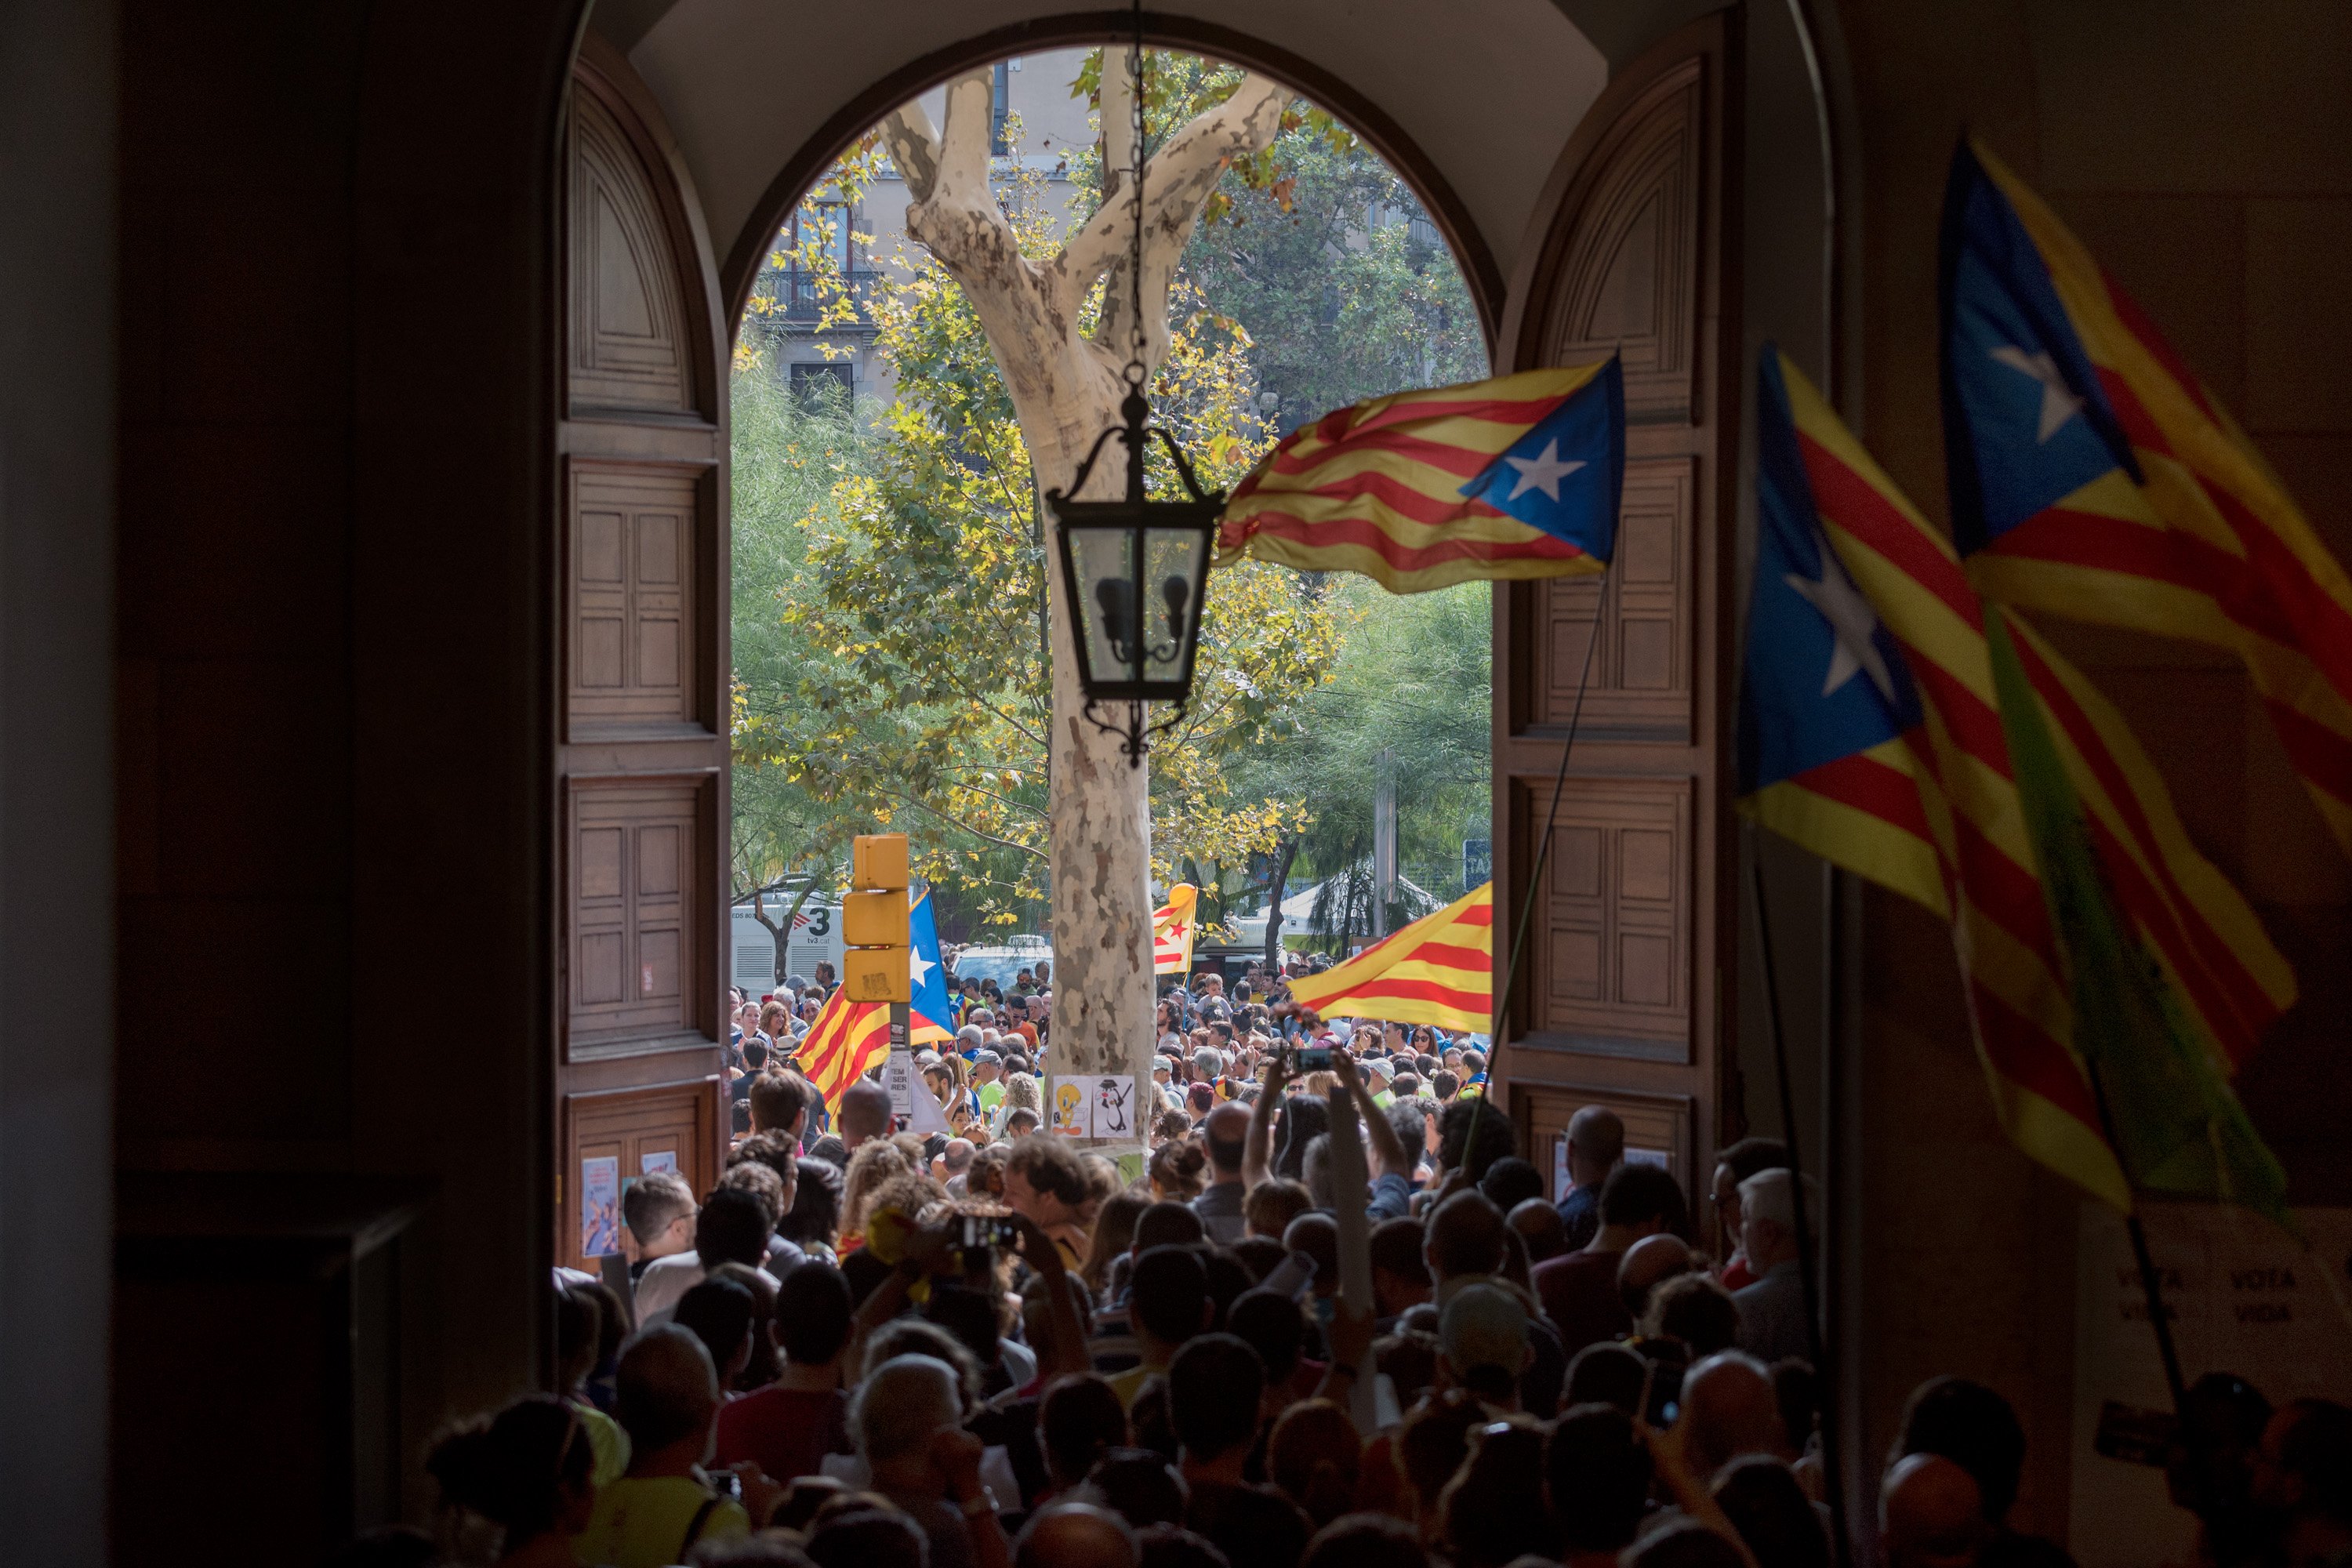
358,955,2349,1568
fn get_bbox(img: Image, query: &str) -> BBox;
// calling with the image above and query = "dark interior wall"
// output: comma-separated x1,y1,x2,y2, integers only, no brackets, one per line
108,0,580,1545
0,1,117,1562
1832,0,2352,1539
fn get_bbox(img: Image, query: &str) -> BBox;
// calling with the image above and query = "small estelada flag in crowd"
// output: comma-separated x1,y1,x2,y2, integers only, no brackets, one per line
1740,345,2292,1219
1940,136,2352,855
1152,884,1198,976
1216,359,1625,594
796,986,891,1112
907,887,953,1045
1285,882,1493,1033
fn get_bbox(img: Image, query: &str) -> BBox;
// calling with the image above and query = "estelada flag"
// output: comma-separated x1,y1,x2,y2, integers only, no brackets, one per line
1940,137,2352,855
1747,346,2293,1212
1152,884,1198,977
796,987,890,1112
1217,360,1624,594
907,887,953,1045
1285,883,1491,1033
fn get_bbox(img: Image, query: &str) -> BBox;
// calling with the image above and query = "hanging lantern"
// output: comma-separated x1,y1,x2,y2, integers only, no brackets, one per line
1048,390,1222,764
1044,9,1222,767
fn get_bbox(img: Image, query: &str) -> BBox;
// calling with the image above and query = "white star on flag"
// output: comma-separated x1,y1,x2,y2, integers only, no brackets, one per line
909,949,937,989
1503,438,1586,502
1988,344,2083,443
1784,547,1900,703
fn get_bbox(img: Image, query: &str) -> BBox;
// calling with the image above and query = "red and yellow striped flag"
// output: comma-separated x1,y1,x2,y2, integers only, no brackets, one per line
1217,361,1624,594
794,987,890,1112
1152,884,1198,976
1943,139,2352,853
1286,883,1492,1033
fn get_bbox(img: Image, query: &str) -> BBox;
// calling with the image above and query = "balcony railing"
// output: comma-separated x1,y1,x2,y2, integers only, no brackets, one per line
749,265,884,328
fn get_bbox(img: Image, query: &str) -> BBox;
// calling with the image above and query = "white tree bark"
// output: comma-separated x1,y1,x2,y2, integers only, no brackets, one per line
882,60,1287,1129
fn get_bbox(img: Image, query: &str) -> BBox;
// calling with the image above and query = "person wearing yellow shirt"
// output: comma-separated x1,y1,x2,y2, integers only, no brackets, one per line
572,1326,782,1568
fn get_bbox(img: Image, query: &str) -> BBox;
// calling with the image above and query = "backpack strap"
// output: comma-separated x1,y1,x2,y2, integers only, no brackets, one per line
681,1494,723,1557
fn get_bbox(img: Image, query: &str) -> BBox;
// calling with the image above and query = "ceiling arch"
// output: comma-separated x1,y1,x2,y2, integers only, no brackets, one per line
619,0,1607,328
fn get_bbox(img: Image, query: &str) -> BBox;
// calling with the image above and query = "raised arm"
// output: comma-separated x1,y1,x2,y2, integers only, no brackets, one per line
1243,1051,1290,1190
1334,1051,1411,1180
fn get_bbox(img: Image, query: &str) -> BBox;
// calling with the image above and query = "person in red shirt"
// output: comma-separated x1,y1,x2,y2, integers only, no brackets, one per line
1529,1162,1689,1357
714,1260,854,1483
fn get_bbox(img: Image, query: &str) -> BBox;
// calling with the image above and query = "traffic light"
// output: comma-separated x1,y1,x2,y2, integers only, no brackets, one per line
840,833,911,1004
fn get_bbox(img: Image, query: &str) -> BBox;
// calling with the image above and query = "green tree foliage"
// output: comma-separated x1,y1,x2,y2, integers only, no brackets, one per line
728,372,881,957
1069,50,1486,426
1228,578,1493,949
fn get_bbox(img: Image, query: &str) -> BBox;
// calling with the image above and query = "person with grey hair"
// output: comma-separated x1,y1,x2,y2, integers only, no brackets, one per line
1731,1167,1818,1365
1190,1044,1223,1085
1552,1105,1624,1251
1014,1501,1139,1568
855,1354,1008,1568
935,1137,978,1195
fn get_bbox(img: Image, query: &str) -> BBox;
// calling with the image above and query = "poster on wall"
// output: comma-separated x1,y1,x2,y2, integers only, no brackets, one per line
640,1150,677,1177
2069,1202,2352,1568
579,1156,621,1258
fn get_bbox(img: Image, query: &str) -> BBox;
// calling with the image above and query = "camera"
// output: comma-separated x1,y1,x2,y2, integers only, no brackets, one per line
957,1213,1021,1264
1278,1043,1333,1073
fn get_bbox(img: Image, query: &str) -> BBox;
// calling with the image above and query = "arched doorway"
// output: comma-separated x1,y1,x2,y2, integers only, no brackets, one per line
550,0,1844,1333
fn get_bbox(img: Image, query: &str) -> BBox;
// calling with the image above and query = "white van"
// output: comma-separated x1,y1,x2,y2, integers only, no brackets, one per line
731,898,843,998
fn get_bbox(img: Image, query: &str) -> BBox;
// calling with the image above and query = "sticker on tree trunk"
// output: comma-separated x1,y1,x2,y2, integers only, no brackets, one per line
1050,1077,1090,1137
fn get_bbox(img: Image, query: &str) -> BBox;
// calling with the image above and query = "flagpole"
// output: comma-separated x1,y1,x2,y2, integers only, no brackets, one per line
2078,1055,2190,1417
1462,568,1615,1182
1747,840,1854,1568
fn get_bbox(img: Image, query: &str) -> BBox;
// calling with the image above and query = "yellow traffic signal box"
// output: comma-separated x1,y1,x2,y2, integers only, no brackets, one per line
840,945,911,1004
841,890,910,948
851,833,909,891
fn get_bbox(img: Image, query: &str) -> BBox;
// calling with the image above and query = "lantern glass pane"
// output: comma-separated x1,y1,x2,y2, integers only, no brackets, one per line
1069,524,1142,684
1142,526,1210,684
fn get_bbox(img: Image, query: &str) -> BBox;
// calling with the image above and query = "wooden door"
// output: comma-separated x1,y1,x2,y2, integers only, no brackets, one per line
1490,14,1740,1209
555,37,729,1271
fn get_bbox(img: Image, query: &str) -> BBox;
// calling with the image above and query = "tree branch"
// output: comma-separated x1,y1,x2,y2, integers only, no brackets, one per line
1052,71,1291,368
880,99,942,205
878,788,1051,862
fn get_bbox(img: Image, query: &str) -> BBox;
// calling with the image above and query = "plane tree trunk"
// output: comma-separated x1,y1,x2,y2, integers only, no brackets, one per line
880,59,1288,1127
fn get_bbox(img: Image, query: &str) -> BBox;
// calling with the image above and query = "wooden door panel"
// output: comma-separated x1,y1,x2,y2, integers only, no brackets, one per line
563,1080,720,1271
1494,14,1738,1171
1511,1082,1697,1200
568,777,714,1053
569,465,699,732
1523,775,1693,1056
1523,58,1708,419
1539,456,1696,738
569,86,695,416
